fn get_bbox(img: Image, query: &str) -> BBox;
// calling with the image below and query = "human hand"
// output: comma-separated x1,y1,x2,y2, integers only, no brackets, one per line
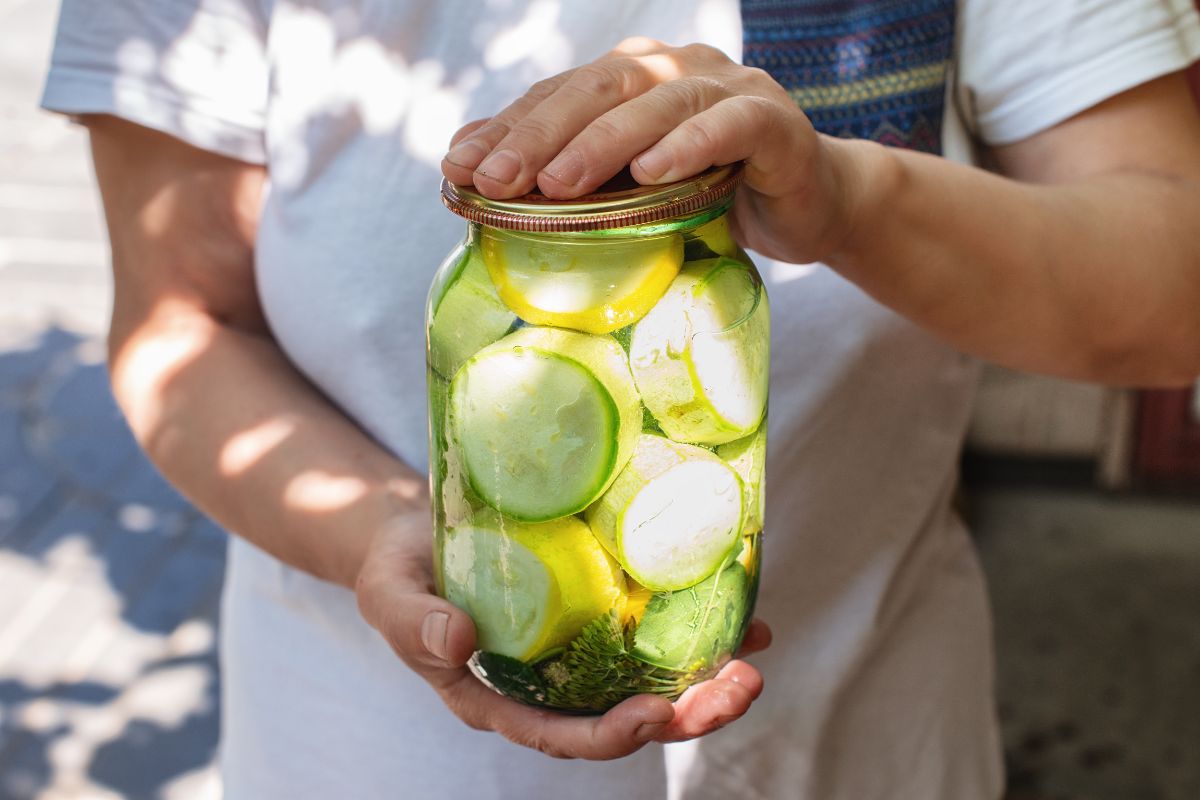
441,37,862,265
356,509,771,759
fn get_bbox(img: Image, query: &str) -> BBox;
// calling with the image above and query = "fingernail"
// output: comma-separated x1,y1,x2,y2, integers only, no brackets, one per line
421,611,450,662
635,721,668,742
636,148,672,181
542,150,584,188
445,139,488,169
477,149,522,185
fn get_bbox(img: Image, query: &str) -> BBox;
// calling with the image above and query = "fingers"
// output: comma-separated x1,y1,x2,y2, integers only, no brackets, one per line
355,516,478,679
654,660,763,743
370,586,478,680
441,44,702,198
440,675,677,760
538,75,729,198
631,95,814,195
467,59,670,198
440,42,801,202
736,617,773,657
448,118,489,149
441,72,573,185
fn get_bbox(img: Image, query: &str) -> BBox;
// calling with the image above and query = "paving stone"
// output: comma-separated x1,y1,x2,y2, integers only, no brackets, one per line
0,208,106,244
122,544,225,638
0,412,59,544
972,487,1200,800
0,327,80,395
103,462,193,519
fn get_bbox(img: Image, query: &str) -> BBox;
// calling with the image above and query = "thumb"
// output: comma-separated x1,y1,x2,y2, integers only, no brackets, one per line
355,521,478,682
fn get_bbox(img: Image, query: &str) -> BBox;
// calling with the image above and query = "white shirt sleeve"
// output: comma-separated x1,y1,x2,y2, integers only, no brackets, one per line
958,0,1200,145
40,0,271,164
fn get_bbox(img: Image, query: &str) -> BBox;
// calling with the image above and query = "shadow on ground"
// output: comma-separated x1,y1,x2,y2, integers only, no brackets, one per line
0,326,224,799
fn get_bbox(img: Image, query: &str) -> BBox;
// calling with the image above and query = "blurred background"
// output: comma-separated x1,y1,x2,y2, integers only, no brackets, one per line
1,2,1198,799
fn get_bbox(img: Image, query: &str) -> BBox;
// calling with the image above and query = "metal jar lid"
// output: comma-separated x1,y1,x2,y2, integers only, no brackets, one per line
440,163,743,233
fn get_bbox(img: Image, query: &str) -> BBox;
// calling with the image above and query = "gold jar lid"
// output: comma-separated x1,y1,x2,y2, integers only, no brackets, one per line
440,164,743,233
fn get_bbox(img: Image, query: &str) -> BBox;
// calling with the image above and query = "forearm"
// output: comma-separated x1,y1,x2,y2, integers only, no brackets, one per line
825,138,1200,387
109,304,427,589
86,114,425,589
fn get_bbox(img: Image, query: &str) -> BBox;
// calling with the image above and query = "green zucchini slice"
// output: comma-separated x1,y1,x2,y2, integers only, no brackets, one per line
428,245,518,379
448,326,641,522
631,561,750,671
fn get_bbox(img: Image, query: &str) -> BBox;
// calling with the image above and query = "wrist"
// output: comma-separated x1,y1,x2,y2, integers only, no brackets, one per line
816,135,900,267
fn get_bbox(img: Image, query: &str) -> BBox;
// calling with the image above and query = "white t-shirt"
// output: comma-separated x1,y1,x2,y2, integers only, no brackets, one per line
42,1,1200,798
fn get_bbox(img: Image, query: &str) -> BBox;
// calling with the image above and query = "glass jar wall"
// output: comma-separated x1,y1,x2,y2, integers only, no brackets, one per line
428,167,768,712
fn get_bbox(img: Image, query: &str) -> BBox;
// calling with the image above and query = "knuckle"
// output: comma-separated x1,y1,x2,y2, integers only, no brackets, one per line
528,76,560,100
471,120,511,144
353,569,384,624
584,113,628,144
461,713,491,732
681,116,722,159
668,76,724,115
569,63,629,100
615,35,665,55
681,42,728,64
733,94,777,130
741,66,774,87
507,115,561,149
531,736,575,760
444,687,493,732
499,716,578,759
729,66,784,100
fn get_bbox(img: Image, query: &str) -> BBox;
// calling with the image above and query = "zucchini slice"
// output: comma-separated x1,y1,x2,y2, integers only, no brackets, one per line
631,561,750,671
682,217,739,262
630,257,769,446
428,245,518,379
481,228,683,334
442,509,625,661
715,423,767,535
586,434,744,591
449,326,641,522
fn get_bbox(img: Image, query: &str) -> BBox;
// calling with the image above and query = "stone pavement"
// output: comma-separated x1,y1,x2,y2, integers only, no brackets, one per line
0,1,223,798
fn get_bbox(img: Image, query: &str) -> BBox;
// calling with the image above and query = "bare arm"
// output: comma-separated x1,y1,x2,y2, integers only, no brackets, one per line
443,42,1200,387
827,73,1200,386
90,114,763,759
93,114,421,588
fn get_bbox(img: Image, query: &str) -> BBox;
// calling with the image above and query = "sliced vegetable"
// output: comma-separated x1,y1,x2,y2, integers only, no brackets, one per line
683,217,739,262
716,423,767,534
586,434,743,591
428,367,450,479
482,228,683,334
736,533,760,578
630,257,769,445
631,561,750,671
623,580,654,625
442,509,625,661
428,245,518,378
449,326,641,522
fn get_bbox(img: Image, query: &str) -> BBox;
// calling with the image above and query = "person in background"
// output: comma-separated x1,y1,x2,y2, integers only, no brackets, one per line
40,0,1200,797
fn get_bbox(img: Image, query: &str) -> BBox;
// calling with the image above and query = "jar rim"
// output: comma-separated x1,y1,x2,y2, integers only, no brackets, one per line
440,163,743,233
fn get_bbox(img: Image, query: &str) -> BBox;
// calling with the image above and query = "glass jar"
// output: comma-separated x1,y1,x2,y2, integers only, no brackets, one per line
428,165,768,713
